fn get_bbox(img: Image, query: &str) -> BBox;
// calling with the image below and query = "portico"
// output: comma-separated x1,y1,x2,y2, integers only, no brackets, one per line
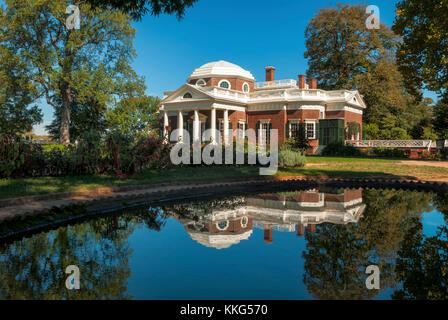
161,100,246,144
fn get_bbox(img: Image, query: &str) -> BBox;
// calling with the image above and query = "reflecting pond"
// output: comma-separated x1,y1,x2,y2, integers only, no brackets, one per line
0,187,447,300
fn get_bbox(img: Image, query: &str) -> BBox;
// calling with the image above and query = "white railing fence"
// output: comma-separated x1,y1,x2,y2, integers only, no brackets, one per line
254,79,297,89
345,140,433,150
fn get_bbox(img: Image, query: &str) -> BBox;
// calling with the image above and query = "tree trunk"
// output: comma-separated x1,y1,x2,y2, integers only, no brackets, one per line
60,82,71,145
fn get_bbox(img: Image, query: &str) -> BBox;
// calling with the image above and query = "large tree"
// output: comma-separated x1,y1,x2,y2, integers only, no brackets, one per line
393,0,448,102
45,95,108,141
0,0,141,144
0,38,42,135
106,95,161,138
433,101,448,139
304,3,398,90
85,0,198,20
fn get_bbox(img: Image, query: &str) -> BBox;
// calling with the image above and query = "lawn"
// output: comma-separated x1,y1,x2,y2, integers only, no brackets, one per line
1,156,447,199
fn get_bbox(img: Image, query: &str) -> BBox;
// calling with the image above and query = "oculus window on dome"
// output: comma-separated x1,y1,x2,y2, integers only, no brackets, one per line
217,221,229,231
219,80,231,89
196,79,206,86
243,83,250,93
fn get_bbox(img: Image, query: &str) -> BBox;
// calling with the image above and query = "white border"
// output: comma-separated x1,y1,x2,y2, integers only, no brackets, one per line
218,80,231,90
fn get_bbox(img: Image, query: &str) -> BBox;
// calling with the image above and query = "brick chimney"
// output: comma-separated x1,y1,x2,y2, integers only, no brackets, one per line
306,77,318,89
263,226,273,244
298,75,306,89
265,66,276,82
296,223,304,237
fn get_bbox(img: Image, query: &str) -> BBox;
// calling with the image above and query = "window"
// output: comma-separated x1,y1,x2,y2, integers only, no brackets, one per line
241,216,248,228
319,111,324,119
242,82,250,93
196,79,206,86
305,121,316,139
183,92,192,99
290,121,300,139
216,221,229,230
260,122,271,145
238,121,245,138
219,80,231,89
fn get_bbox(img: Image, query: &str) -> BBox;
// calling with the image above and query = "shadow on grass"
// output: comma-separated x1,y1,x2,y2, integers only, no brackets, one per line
0,162,437,200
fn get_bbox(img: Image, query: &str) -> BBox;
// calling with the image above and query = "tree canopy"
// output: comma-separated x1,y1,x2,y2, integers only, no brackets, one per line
393,0,448,102
0,0,144,144
304,3,438,140
304,3,398,90
84,0,198,20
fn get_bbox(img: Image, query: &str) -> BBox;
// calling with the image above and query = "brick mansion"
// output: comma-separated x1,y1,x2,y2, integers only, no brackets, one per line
160,61,366,153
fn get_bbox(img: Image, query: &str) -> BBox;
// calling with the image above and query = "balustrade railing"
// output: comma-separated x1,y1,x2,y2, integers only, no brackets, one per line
345,140,433,149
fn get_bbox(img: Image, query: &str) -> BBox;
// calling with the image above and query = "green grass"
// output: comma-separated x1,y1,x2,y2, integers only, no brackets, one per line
0,166,260,199
306,155,399,163
1,156,446,200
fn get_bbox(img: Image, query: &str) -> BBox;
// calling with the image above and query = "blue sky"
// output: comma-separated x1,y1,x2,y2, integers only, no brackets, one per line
33,0,438,134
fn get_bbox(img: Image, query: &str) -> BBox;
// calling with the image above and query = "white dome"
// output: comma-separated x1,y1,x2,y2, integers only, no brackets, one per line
187,230,253,249
187,60,255,81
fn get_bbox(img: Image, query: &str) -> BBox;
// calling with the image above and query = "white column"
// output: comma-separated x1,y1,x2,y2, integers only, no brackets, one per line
177,111,183,142
223,109,229,145
163,110,169,142
211,107,216,143
193,109,200,143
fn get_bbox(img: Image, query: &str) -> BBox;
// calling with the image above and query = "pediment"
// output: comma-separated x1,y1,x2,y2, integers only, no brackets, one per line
347,91,366,109
162,84,214,103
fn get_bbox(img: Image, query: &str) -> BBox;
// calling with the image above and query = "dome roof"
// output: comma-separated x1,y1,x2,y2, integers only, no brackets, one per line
187,60,255,81
187,230,253,249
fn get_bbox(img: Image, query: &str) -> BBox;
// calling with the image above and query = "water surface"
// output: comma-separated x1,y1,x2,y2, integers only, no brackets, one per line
0,187,447,300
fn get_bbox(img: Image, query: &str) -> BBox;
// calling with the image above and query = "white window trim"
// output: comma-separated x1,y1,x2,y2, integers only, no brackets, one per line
305,120,316,140
182,92,193,99
242,82,250,93
216,220,229,231
237,121,245,138
241,216,248,228
288,119,300,138
196,79,206,86
218,79,231,89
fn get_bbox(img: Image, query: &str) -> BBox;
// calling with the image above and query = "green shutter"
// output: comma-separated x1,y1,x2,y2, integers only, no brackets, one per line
256,121,260,141
286,121,290,139
338,119,344,143
299,122,306,139
315,122,319,142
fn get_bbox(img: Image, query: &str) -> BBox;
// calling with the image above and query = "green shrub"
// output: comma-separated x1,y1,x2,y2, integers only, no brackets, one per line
0,133,170,178
278,146,307,168
370,147,407,158
321,142,362,156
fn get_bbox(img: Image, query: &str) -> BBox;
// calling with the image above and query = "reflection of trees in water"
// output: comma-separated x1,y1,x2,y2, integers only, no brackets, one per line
0,205,166,299
392,191,448,300
303,189,435,300
393,221,448,300
0,210,164,300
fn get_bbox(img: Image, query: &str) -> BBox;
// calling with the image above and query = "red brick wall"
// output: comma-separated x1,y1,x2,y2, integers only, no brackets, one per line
286,109,320,153
206,217,253,233
247,110,287,143
290,191,320,203
229,110,246,134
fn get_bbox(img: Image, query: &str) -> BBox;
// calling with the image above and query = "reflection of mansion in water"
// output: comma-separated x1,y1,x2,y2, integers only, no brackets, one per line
169,189,365,249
